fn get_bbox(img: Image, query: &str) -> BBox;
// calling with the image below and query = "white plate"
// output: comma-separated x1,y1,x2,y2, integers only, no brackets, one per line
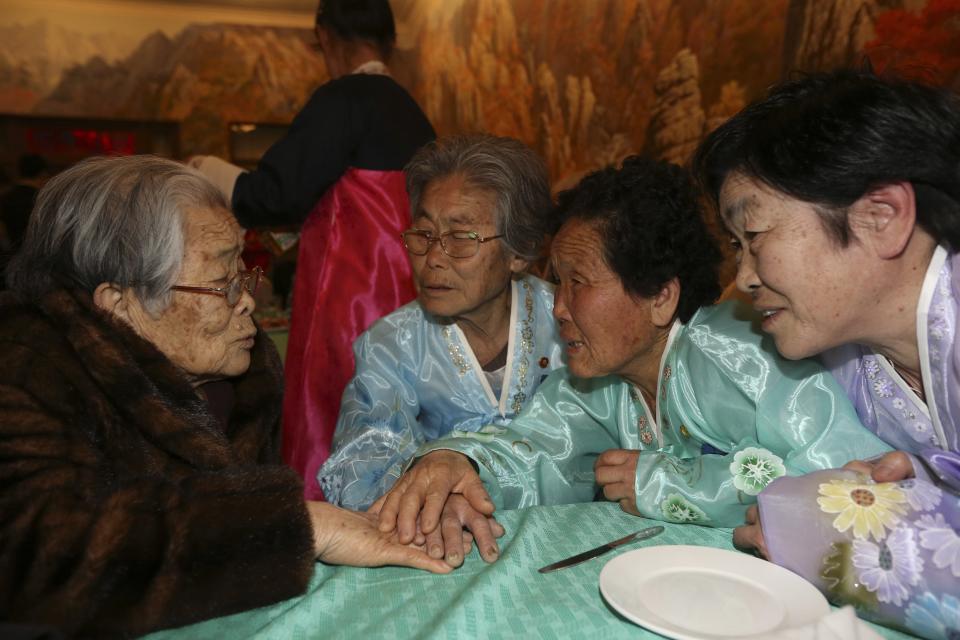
599,545,829,639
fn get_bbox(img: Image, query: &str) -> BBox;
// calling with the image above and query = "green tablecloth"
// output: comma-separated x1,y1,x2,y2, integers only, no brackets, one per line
146,502,915,640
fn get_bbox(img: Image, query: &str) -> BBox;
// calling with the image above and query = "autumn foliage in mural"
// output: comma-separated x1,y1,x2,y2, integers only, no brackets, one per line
866,0,960,88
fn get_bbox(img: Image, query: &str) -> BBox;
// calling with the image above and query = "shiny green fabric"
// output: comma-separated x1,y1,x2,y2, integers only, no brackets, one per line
419,302,892,527
144,502,911,639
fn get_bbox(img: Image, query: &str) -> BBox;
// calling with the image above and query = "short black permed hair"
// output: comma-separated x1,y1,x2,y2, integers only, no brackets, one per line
555,156,722,323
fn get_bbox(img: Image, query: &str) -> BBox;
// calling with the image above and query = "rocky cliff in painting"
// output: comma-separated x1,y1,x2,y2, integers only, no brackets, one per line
0,19,140,112
393,0,792,181
783,0,883,73
34,23,325,157
17,0,940,178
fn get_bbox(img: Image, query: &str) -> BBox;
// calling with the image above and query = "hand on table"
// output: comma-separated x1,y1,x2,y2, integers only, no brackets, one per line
732,504,769,559
843,451,914,482
376,450,494,544
422,495,505,567
306,501,452,574
595,449,641,516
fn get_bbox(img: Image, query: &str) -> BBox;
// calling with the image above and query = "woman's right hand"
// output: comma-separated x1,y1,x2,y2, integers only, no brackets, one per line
375,450,494,544
732,504,769,559
422,494,505,567
843,451,915,482
306,501,452,574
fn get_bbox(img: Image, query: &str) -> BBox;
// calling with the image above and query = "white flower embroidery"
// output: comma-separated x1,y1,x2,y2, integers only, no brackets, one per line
938,272,951,296
898,479,942,512
864,358,880,379
660,494,710,523
729,447,786,496
892,398,906,410
908,420,933,443
917,513,960,577
852,526,923,606
873,377,894,398
929,306,948,340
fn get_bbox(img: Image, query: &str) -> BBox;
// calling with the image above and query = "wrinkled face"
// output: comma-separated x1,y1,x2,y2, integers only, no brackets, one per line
130,206,257,383
720,172,872,360
409,175,525,323
550,217,660,380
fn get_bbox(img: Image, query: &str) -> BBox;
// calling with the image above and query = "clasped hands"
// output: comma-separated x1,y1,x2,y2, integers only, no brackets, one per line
371,447,644,568
372,450,503,569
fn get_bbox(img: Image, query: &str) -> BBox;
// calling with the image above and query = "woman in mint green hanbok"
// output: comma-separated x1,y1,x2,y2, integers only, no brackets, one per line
318,135,564,524
695,69,960,639
374,157,890,549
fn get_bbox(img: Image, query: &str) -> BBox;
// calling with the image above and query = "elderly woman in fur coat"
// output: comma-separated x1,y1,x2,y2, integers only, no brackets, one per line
0,156,463,638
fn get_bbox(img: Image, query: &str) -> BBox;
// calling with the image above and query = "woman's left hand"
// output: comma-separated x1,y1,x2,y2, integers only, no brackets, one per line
595,449,641,516
308,502,452,573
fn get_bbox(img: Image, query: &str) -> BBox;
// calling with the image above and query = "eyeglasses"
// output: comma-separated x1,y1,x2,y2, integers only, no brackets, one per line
171,266,262,307
401,229,503,258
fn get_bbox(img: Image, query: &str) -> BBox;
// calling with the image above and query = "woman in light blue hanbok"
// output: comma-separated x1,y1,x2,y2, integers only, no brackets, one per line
373,157,890,548
318,135,564,520
696,68,960,638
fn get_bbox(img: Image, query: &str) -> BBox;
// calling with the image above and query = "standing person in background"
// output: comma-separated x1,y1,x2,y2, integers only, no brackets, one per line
193,0,435,499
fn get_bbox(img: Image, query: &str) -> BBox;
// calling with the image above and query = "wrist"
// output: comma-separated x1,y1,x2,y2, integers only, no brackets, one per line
306,500,338,557
422,449,471,468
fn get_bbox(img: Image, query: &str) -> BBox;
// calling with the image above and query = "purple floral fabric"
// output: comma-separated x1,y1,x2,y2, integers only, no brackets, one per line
761,248,960,639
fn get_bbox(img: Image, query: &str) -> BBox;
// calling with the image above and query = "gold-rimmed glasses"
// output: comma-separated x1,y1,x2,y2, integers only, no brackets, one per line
171,266,262,307
401,229,504,258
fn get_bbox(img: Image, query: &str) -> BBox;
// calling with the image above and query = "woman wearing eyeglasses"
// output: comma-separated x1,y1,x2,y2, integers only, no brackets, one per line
317,135,564,562
0,156,455,637
191,0,435,503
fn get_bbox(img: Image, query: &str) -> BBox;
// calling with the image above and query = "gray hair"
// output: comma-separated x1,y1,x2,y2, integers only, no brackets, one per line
6,155,228,315
405,134,553,261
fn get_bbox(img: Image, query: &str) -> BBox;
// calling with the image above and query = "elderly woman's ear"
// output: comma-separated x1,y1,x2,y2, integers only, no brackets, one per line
509,254,530,275
848,181,919,260
650,277,681,328
92,282,131,321
92,282,153,334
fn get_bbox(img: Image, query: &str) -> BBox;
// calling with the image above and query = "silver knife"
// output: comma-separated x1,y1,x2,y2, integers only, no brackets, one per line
537,525,665,573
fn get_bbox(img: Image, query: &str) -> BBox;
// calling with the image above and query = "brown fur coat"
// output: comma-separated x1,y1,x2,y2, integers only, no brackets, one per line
0,289,315,638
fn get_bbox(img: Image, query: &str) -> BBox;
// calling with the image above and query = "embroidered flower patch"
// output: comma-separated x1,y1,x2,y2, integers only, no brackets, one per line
729,447,786,496
660,493,709,523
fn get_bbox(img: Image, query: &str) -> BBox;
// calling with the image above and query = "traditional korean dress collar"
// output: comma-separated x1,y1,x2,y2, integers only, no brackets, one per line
440,277,543,417
351,60,390,76
827,245,957,455
629,319,683,447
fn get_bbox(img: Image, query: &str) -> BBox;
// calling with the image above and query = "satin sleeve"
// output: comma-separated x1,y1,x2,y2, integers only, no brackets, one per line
759,469,960,638
317,329,423,510
638,304,893,528
417,372,621,510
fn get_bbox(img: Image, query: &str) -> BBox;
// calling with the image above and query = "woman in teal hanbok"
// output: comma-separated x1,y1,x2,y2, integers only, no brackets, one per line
318,135,565,532
696,69,960,639
373,157,890,554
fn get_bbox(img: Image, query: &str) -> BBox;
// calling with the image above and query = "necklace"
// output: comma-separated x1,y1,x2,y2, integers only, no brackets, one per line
892,362,926,401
